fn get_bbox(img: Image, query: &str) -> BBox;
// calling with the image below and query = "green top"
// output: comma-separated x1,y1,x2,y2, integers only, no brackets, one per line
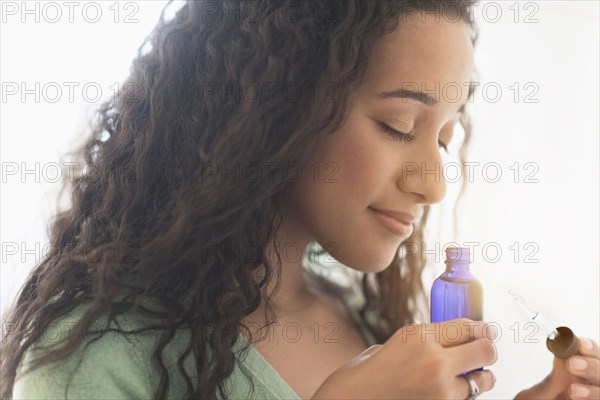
12,274,379,399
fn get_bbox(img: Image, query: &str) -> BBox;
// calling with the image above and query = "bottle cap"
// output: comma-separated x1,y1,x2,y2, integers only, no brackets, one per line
445,247,470,262
546,326,580,359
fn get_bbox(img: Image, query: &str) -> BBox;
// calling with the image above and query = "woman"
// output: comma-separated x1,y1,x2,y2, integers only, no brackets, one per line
1,1,598,399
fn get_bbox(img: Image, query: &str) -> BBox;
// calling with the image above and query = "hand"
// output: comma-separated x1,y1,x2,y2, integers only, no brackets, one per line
311,318,499,399
515,337,600,400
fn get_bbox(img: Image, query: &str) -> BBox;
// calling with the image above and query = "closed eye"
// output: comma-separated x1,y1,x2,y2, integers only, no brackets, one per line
376,121,414,143
377,121,449,153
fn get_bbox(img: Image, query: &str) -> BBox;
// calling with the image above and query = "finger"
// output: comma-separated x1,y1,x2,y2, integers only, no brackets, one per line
578,337,600,359
391,319,498,348
436,319,498,347
446,337,498,373
567,356,600,386
569,383,599,400
454,370,496,399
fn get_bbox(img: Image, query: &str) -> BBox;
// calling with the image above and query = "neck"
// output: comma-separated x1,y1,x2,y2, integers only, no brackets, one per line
250,208,319,317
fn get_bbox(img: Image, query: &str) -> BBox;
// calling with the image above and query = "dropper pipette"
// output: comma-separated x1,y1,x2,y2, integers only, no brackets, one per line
508,289,559,340
508,288,580,359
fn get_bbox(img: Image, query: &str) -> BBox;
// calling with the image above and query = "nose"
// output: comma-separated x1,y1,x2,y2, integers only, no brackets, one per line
396,141,447,205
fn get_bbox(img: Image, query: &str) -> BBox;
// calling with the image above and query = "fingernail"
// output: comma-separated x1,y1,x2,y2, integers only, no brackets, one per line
485,324,497,340
570,357,587,371
581,338,593,351
571,384,590,398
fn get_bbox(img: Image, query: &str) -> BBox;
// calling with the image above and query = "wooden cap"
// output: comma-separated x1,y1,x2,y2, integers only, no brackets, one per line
546,326,580,359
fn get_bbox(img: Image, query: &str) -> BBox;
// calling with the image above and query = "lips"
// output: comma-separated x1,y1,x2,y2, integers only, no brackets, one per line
368,207,416,225
368,207,415,237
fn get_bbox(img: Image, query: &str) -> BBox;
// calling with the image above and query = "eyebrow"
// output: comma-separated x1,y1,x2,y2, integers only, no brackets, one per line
377,88,467,113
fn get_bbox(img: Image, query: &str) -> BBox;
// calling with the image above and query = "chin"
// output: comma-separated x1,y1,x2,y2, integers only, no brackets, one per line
334,245,398,274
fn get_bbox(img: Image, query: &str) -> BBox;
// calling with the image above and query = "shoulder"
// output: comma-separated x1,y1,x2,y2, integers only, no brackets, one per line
13,304,192,399
12,303,293,400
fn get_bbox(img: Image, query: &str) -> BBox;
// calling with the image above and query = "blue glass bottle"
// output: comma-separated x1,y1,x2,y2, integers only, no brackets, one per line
430,246,483,374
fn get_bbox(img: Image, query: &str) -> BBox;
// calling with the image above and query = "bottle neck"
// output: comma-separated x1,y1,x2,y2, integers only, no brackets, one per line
445,261,471,273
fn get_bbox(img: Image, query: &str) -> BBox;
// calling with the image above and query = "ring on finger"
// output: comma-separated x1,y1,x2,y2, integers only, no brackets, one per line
461,372,480,400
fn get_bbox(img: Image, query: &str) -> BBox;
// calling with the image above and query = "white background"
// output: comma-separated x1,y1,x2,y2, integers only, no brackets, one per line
1,1,598,399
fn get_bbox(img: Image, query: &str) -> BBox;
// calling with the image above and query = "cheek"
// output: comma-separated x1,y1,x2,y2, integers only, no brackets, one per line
287,121,401,271
302,120,387,211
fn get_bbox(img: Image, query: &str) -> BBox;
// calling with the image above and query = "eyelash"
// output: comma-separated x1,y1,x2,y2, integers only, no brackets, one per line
377,121,449,153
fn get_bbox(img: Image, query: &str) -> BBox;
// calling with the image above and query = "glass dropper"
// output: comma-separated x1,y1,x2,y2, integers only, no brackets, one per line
508,289,559,340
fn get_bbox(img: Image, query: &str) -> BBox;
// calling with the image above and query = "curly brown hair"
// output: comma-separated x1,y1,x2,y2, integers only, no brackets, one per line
1,1,479,399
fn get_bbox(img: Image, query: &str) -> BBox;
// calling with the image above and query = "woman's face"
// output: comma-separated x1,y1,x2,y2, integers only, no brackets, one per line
287,13,474,272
